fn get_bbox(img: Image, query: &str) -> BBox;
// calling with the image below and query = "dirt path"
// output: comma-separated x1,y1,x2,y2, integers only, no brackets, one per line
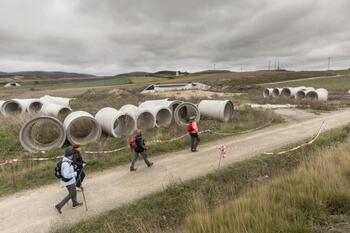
2,109,350,233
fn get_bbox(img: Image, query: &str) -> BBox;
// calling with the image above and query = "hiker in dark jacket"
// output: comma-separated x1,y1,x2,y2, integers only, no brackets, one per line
55,150,83,214
130,129,153,171
71,145,86,190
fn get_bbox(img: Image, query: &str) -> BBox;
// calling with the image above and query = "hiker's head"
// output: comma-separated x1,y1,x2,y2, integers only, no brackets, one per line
73,144,81,152
64,149,74,160
188,116,195,123
136,129,142,136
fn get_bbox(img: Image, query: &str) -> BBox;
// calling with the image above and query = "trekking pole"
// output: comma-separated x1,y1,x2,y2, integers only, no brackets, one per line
76,167,88,211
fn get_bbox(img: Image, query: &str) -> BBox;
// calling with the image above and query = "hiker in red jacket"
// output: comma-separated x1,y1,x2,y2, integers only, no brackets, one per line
187,116,200,152
129,129,153,171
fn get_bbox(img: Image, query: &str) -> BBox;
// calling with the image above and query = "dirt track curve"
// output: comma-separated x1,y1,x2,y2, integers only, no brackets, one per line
2,109,350,233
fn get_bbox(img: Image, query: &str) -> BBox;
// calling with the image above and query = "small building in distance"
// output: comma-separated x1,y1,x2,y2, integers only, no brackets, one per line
141,82,210,94
4,82,21,88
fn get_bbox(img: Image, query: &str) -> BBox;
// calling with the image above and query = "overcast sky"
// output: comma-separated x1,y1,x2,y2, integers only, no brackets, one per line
0,0,349,75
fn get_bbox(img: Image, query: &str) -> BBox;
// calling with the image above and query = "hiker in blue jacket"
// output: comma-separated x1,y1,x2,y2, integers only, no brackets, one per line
130,129,153,171
55,150,83,214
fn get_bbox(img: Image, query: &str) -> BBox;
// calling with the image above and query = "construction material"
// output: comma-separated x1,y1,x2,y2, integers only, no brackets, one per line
95,107,136,137
306,88,329,101
0,101,5,116
140,99,183,112
198,100,234,122
0,100,25,116
263,88,273,98
137,104,172,127
40,95,71,107
19,116,66,153
280,86,306,98
141,82,210,94
120,104,156,130
295,87,315,100
41,103,72,122
174,102,200,125
272,88,283,97
64,111,102,145
13,99,44,113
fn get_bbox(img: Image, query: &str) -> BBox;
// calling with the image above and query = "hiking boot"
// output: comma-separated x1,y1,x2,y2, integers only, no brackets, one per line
72,202,83,208
147,162,154,168
130,167,137,172
55,205,62,214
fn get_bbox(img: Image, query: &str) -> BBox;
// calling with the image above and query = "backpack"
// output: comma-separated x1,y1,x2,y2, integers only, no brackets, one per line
187,123,194,133
129,136,138,150
54,160,73,182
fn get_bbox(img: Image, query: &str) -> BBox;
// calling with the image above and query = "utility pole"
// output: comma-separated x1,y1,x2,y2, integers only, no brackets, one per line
240,64,243,72
213,63,216,71
327,57,331,71
277,60,280,71
268,60,271,71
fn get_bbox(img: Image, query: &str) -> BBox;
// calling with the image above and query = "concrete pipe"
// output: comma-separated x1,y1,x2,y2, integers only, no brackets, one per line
0,101,5,116
0,100,25,116
198,100,234,122
64,111,102,145
263,88,273,98
41,103,72,122
280,86,306,98
174,102,200,125
305,88,328,101
120,104,156,130
140,99,183,112
13,99,44,113
95,107,136,137
139,104,172,127
272,88,283,97
40,95,71,107
19,116,66,153
295,87,315,100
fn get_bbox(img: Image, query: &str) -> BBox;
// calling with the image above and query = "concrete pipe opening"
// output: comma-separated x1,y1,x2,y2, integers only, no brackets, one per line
272,88,283,97
1,100,24,116
95,107,136,137
64,111,101,145
174,102,200,125
29,101,43,113
295,88,315,100
19,116,66,153
155,107,172,127
41,103,72,122
263,88,273,98
198,100,234,122
305,88,328,101
137,109,156,130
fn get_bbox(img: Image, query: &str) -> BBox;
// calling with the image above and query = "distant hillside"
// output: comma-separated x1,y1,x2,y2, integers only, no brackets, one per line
0,71,96,79
114,72,151,77
115,70,190,78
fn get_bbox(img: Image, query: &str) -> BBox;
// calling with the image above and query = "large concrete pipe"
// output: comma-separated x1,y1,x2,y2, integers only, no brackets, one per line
295,87,315,100
272,88,283,97
139,104,172,127
120,104,156,130
95,107,136,137
41,103,72,122
40,95,71,107
64,111,102,145
263,88,273,98
0,100,25,116
305,88,328,101
19,116,66,153
280,86,306,98
13,99,44,113
174,102,200,125
198,100,234,122
140,99,183,112
0,101,5,116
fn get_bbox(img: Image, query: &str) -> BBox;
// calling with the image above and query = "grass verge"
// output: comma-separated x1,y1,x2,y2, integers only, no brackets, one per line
54,125,350,233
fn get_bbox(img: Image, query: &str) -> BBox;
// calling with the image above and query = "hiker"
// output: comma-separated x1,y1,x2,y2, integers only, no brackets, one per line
72,145,86,190
130,129,153,171
55,150,83,214
187,116,200,152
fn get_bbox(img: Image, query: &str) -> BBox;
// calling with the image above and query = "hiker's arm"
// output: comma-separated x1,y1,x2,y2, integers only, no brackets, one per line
62,163,77,178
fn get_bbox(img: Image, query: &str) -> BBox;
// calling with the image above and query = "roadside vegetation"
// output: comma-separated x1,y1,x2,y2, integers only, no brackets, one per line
55,125,350,233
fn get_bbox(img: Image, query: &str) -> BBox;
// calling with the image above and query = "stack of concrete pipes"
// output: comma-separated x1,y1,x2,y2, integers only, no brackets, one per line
17,98,235,153
263,87,328,101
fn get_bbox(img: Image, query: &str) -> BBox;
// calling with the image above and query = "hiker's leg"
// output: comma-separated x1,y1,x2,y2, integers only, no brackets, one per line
56,185,73,209
67,184,78,206
190,135,195,151
130,152,139,169
195,135,200,150
76,169,82,188
141,151,151,166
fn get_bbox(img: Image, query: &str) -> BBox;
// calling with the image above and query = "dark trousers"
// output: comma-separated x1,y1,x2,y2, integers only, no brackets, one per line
130,151,151,169
56,184,78,208
76,169,85,188
190,133,200,151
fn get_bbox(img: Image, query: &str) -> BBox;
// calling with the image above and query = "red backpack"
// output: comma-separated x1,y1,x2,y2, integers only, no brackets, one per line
187,122,194,133
129,136,138,150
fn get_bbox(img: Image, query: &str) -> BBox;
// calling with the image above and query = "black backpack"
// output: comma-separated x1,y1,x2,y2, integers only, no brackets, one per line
54,160,73,182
